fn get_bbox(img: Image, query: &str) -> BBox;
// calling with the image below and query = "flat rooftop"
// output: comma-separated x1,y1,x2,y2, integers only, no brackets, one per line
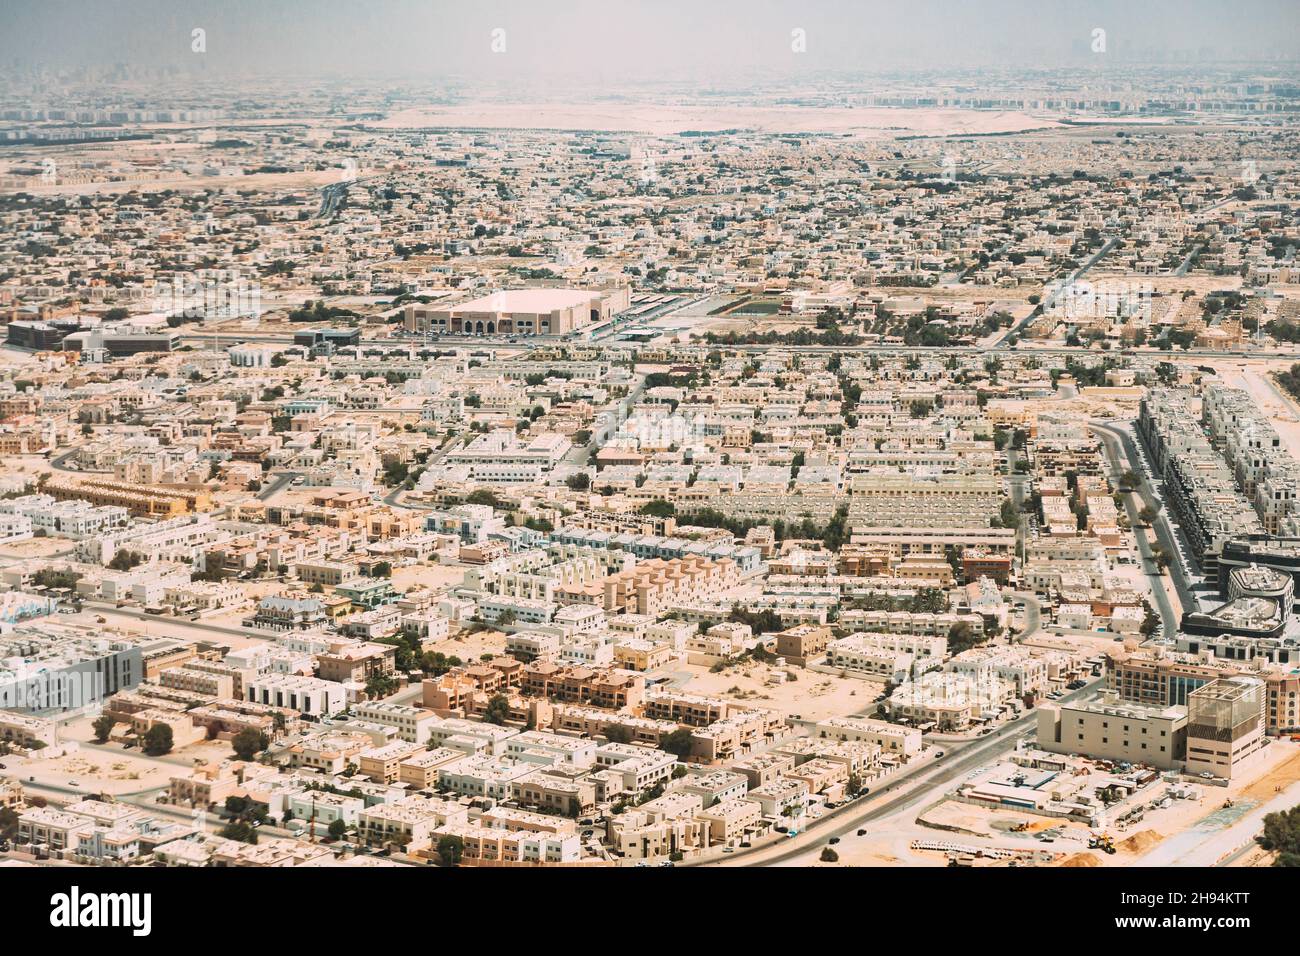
451,289,597,314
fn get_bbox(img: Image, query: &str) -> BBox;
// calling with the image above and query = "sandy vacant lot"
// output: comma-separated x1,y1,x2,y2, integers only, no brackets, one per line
428,627,508,664
390,564,466,594
3,169,340,198
372,104,1062,138
13,719,237,797
1226,363,1300,459
0,535,76,561
13,743,208,798
678,658,881,723
18,750,167,794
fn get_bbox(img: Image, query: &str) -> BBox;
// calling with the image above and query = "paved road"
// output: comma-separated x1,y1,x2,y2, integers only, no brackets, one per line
1174,243,1204,276
1010,591,1043,642
84,600,275,642
554,373,648,481
589,295,709,342
988,237,1120,350
1141,765,1300,867
257,470,300,501
48,449,86,473
381,438,455,508
1006,446,1032,554
695,677,1104,867
315,173,380,219
1092,421,1202,613
17,761,302,841
172,329,1300,364
1090,422,1183,635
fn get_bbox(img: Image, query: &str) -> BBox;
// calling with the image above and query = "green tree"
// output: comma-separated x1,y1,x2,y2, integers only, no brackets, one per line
232,728,270,761
659,728,694,758
605,724,632,744
107,550,144,572
328,818,349,840
218,820,258,845
1151,544,1172,571
638,499,676,518
948,621,987,655
142,723,173,756
436,834,464,867
1259,804,1300,866
0,805,18,841
366,673,399,699
483,693,511,726
420,651,463,676
92,715,116,744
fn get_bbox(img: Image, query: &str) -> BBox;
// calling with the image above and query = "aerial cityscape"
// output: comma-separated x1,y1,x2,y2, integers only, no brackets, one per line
1,1,1299,899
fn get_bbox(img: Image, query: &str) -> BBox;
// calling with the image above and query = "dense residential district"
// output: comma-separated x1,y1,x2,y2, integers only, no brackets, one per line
3,65,1300,871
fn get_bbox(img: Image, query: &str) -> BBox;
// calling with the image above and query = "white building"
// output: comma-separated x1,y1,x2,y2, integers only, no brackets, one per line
245,674,346,719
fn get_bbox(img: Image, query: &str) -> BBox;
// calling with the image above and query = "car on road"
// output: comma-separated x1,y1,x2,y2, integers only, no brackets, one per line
933,750,945,758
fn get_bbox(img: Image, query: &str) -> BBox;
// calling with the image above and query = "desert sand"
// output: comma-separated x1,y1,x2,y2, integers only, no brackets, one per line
371,103,1062,138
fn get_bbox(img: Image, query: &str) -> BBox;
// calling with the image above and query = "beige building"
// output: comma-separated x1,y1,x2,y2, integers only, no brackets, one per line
403,286,630,337
356,796,467,851
398,748,468,790
358,741,423,784
1037,695,1187,769
812,716,923,759
1185,677,1267,780
695,797,763,845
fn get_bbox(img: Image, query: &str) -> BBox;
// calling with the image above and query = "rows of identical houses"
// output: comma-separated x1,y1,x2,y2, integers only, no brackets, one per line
3,69,1300,866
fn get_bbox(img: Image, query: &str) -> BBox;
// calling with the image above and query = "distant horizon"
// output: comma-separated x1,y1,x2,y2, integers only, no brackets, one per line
3,0,1299,85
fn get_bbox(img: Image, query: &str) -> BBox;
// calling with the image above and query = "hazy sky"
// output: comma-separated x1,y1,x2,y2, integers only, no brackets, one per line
4,0,1299,84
